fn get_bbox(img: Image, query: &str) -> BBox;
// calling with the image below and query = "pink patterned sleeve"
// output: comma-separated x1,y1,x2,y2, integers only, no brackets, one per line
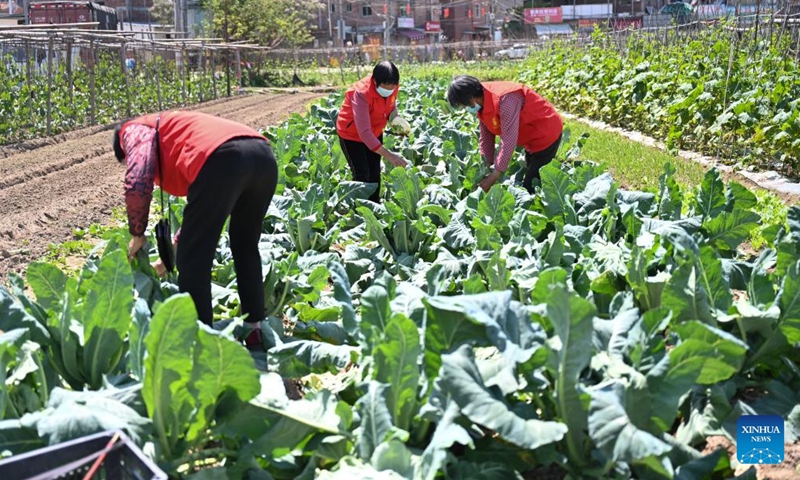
479,121,496,166
352,90,382,151
495,92,524,173
122,124,157,236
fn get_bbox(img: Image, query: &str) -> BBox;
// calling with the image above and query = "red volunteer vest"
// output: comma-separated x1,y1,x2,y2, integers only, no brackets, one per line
120,111,266,196
336,76,398,147
477,81,563,153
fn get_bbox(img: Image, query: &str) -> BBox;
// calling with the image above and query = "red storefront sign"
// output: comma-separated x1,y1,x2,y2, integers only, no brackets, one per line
524,7,563,24
424,21,441,32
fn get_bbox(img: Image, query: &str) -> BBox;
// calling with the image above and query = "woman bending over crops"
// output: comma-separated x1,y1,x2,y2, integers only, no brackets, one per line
336,61,411,203
113,111,277,348
446,75,563,193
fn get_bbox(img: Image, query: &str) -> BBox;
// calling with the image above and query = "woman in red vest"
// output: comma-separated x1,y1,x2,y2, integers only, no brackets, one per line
446,75,563,193
336,61,409,203
113,111,276,348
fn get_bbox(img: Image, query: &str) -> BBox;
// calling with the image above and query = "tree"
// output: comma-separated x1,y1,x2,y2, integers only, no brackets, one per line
150,0,174,26
203,0,320,48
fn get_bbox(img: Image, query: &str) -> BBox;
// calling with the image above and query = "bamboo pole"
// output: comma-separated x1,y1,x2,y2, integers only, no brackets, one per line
89,38,97,125
46,33,53,136
25,39,32,128
120,41,132,117
211,49,218,99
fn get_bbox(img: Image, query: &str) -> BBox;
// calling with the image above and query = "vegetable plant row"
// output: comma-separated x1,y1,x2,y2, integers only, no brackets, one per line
524,29,800,178
0,80,798,479
0,52,216,144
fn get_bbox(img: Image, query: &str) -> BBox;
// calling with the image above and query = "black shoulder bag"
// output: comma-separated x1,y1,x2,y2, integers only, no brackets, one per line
154,114,176,273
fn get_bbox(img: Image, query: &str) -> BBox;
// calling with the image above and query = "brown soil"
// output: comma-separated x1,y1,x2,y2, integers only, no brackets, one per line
702,436,800,479
0,92,322,281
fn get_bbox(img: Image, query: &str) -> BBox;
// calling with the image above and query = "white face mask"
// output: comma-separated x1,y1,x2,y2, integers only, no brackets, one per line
377,85,396,98
465,103,482,115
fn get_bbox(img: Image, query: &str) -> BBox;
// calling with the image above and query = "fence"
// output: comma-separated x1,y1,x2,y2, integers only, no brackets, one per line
261,7,800,67
0,26,273,144
242,9,800,92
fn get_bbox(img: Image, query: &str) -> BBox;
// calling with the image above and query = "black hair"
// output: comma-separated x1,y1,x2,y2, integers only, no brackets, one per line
372,61,400,86
447,75,484,108
113,123,125,162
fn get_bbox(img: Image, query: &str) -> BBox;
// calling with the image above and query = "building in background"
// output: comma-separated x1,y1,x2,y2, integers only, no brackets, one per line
501,0,645,38
0,0,24,26
10,0,154,25
315,1,516,47
312,0,734,47
171,0,205,38
437,0,523,42
101,0,153,23
1,0,24,18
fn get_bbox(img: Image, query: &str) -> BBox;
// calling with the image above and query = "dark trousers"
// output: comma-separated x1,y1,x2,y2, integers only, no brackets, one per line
177,137,278,325
339,135,383,203
523,134,563,193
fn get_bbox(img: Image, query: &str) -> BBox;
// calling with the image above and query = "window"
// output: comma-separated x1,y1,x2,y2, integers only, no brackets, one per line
329,3,334,12
362,5,372,16
346,3,352,12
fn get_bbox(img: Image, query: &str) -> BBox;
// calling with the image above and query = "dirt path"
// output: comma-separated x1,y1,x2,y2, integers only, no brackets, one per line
0,92,322,281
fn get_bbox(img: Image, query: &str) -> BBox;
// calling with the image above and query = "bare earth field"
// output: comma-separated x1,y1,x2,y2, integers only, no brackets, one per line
0,92,322,280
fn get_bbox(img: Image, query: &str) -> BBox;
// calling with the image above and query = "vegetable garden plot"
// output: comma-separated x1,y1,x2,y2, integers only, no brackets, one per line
0,48,216,145
0,80,798,479
523,28,800,178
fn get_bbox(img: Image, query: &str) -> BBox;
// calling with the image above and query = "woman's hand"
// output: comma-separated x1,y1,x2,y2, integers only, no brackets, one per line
385,151,409,168
151,259,167,278
376,145,409,168
128,235,147,261
478,170,503,192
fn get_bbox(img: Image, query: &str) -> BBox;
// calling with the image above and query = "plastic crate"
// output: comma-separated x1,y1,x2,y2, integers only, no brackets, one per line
0,430,167,480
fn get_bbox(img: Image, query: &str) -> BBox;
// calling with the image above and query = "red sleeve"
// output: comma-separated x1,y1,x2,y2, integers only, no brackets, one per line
479,121,496,166
495,92,524,173
122,124,158,237
352,90,382,151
